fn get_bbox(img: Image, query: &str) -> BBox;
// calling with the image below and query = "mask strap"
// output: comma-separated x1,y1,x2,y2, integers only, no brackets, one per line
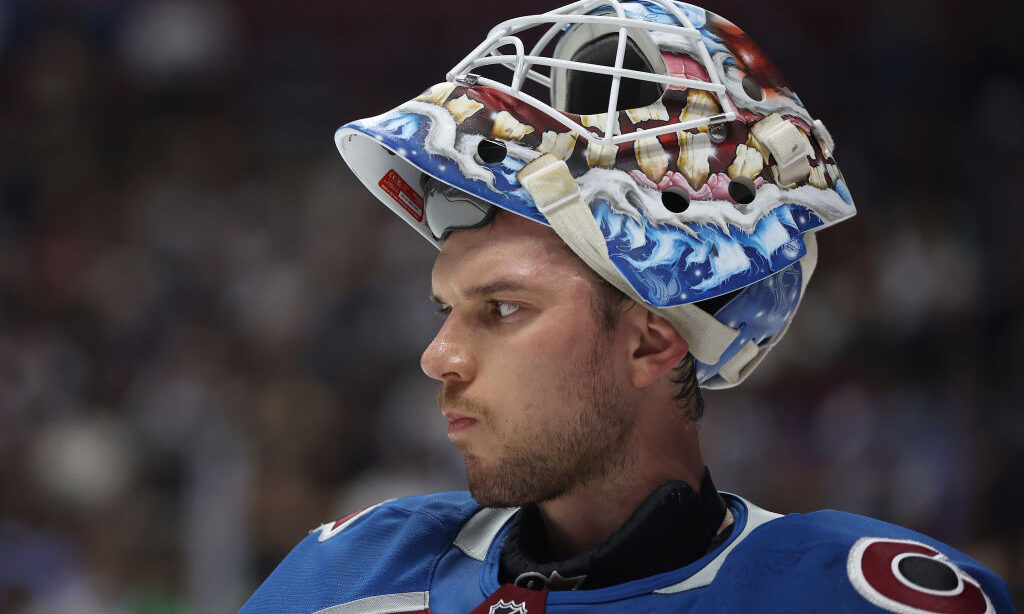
516,153,739,367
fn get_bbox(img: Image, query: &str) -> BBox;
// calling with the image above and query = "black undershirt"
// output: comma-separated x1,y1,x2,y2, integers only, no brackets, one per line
497,469,731,591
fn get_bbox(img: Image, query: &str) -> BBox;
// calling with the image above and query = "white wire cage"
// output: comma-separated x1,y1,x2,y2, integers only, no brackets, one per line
446,0,737,147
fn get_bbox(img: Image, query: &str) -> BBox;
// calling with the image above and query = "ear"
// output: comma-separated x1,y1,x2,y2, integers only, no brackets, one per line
627,309,690,388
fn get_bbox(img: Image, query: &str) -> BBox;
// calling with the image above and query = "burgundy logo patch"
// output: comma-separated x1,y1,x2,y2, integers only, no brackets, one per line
488,599,528,614
847,537,993,614
470,584,546,614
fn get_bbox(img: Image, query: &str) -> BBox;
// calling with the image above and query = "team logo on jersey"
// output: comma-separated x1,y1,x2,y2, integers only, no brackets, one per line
488,599,528,614
847,537,994,614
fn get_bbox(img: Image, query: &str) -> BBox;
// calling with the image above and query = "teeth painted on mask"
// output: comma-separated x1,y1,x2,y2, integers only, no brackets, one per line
635,136,669,183
808,163,828,189
580,112,622,136
676,131,712,189
626,100,670,124
727,143,764,180
490,110,535,141
745,134,770,165
680,89,721,128
444,95,484,125
585,168,852,242
537,131,578,160
827,162,842,184
586,141,618,169
415,82,458,105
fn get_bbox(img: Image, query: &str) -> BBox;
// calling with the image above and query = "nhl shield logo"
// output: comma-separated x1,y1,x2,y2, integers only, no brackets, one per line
488,599,528,614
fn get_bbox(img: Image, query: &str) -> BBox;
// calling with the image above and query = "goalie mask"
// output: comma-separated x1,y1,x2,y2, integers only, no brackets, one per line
335,0,856,388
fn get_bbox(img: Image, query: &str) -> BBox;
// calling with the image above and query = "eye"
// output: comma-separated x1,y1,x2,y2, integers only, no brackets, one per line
435,305,451,317
493,301,520,318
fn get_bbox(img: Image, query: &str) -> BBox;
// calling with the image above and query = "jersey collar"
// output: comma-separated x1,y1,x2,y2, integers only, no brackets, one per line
497,469,729,591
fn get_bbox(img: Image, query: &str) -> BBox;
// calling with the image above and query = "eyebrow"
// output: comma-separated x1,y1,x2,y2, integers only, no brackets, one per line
429,279,532,305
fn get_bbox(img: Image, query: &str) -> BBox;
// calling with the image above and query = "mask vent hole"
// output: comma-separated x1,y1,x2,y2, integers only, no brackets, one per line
476,139,507,164
661,187,690,213
728,176,757,204
742,76,764,101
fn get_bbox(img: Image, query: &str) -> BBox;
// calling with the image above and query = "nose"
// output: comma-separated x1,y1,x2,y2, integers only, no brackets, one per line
420,317,475,383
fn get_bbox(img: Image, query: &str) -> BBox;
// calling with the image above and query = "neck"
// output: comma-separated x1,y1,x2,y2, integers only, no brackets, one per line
537,414,706,559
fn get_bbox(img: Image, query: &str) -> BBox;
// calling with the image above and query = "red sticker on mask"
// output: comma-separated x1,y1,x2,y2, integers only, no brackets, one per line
379,169,425,221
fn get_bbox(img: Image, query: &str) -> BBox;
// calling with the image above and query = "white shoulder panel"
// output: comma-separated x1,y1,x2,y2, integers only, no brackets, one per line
453,506,518,562
654,496,782,594
312,592,429,614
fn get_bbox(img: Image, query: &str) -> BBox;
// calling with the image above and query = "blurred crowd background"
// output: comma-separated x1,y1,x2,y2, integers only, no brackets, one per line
0,0,1021,611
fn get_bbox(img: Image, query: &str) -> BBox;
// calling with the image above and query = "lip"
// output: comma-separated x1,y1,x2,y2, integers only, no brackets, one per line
442,410,477,436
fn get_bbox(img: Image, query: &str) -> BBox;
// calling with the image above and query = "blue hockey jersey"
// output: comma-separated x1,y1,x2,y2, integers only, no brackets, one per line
240,492,1015,614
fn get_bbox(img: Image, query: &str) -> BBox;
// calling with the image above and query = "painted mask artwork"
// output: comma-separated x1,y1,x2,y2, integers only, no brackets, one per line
336,0,856,387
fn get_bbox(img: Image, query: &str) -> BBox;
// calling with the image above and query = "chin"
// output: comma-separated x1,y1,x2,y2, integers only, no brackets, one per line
465,458,574,509
463,457,516,507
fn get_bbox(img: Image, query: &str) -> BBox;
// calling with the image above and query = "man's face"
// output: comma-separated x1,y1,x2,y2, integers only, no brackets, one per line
422,212,636,508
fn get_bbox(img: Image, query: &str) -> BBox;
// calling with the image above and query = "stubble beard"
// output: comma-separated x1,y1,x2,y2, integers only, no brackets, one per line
447,335,634,508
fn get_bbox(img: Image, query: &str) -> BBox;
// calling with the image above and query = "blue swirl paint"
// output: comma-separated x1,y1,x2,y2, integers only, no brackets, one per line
348,112,548,225
592,199,809,306
350,111,831,309
695,261,803,383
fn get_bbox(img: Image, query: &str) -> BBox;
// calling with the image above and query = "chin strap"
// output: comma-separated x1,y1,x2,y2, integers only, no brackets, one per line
516,153,818,388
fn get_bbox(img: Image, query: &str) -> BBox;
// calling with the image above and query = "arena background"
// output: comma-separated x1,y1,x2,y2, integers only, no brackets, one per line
1,0,1021,611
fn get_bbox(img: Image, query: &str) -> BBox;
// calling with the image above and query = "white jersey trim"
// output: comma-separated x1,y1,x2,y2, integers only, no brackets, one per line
311,591,429,614
454,506,519,561
654,495,782,594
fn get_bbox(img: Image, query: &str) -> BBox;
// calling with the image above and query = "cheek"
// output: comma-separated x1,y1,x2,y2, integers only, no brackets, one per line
490,322,606,412
494,320,591,381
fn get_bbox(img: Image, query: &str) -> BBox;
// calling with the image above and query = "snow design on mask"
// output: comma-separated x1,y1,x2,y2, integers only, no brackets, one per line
354,101,850,305
591,196,810,305
580,167,850,235
388,101,500,191
579,165,845,304
359,108,548,224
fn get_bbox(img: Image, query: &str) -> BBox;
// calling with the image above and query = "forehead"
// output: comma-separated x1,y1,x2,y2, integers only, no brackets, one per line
432,212,591,289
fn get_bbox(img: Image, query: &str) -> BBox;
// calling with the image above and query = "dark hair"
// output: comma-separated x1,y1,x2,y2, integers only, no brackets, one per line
587,275,705,421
